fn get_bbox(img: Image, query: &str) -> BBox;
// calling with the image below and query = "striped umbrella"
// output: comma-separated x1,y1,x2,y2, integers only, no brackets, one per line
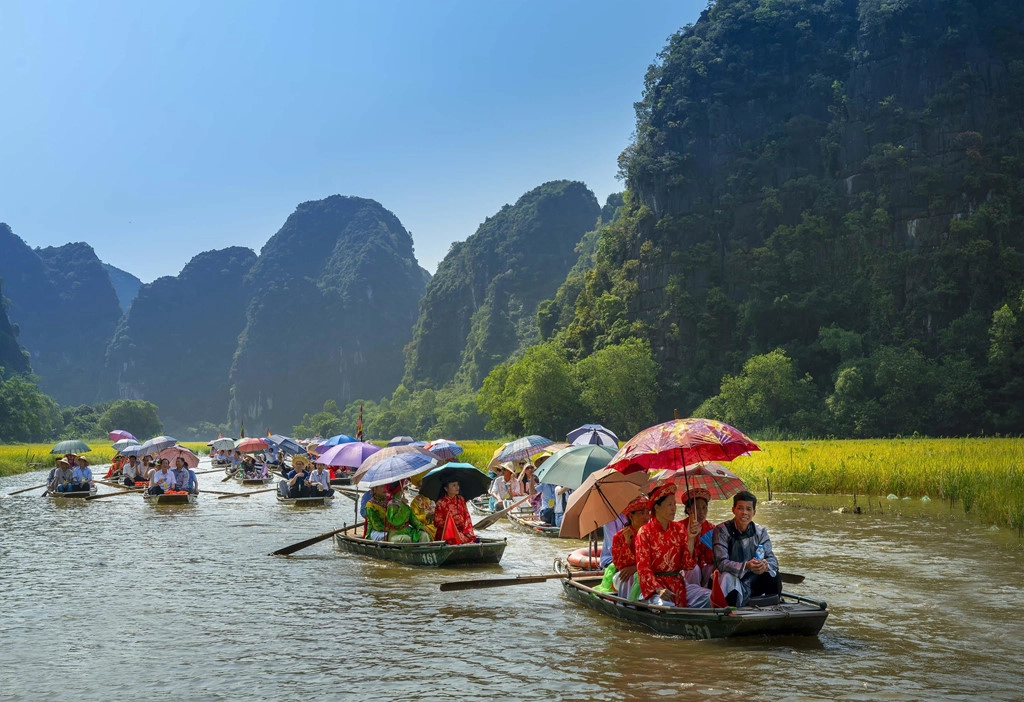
425,439,463,461
112,438,141,452
495,435,556,463
648,463,748,503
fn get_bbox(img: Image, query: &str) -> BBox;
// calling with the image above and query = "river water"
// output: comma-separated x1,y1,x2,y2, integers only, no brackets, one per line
1,463,1022,701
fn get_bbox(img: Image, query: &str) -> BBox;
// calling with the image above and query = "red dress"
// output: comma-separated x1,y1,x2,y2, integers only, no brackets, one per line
635,519,696,605
611,524,639,571
433,495,476,544
680,517,715,569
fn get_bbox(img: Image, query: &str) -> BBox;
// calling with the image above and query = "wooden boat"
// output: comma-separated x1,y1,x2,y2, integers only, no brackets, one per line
333,526,506,567
277,494,335,507
560,574,828,639
236,475,273,486
48,486,98,499
507,510,564,537
329,474,353,486
143,492,198,505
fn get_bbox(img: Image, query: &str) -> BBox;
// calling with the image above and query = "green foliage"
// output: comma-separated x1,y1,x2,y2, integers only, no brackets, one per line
292,400,346,439
575,338,658,437
60,404,103,440
0,370,64,442
99,400,163,440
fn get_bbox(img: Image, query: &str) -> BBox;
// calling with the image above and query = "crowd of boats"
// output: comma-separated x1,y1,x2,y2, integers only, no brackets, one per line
16,420,828,640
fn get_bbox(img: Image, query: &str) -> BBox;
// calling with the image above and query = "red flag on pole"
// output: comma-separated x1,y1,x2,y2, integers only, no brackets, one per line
240,421,246,438
356,404,364,441
266,428,271,438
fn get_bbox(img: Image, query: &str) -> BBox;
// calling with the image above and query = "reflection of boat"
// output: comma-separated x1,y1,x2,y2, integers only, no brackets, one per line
143,492,197,505
333,526,506,567
277,494,334,507
48,487,97,499
560,574,829,639
507,511,563,537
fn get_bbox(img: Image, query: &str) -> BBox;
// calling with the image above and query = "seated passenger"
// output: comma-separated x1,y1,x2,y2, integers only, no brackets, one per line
280,462,310,498
711,490,781,607
173,457,199,494
411,491,437,539
365,485,389,540
385,482,430,543
140,455,155,481
610,496,652,600
681,487,715,588
306,463,334,497
63,457,93,492
148,459,177,495
48,459,73,493
634,484,710,608
488,466,513,511
121,455,145,486
432,478,476,544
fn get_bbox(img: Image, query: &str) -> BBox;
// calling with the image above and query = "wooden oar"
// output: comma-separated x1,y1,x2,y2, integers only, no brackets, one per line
220,471,236,483
194,468,225,476
6,483,47,496
440,570,605,592
473,495,532,531
201,488,247,497
217,487,276,500
269,521,365,556
86,489,135,500
780,572,804,585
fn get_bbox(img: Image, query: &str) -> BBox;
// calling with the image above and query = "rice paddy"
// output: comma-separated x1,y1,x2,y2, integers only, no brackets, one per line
4,437,1022,532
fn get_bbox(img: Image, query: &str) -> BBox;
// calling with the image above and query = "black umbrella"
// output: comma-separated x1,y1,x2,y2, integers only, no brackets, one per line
419,463,493,502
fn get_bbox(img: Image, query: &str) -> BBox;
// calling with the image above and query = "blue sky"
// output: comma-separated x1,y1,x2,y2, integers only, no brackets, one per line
0,0,704,283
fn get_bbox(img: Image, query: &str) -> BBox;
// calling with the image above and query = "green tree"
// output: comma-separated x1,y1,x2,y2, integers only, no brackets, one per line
575,337,658,437
99,400,162,439
0,371,63,442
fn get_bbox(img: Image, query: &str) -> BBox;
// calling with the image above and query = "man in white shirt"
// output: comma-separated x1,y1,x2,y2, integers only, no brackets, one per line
488,465,513,510
306,463,334,497
122,455,145,486
148,458,177,495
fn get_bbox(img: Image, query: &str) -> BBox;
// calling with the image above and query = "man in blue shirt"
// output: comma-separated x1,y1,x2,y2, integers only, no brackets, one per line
67,457,94,493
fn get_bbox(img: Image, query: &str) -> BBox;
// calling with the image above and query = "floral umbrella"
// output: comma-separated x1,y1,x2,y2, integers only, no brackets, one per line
607,418,759,474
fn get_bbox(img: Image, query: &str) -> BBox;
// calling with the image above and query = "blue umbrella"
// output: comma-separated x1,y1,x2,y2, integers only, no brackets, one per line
267,434,304,455
321,434,357,447
139,436,178,455
419,463,492,502
357,452,438,488
566,424,619,447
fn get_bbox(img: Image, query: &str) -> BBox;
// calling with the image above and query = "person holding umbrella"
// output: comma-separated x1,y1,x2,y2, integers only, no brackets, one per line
634,484,711,608
681,487,715,588
433,477,477,545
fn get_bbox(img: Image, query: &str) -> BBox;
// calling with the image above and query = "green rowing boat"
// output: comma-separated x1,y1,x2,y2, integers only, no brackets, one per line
333,526,506,567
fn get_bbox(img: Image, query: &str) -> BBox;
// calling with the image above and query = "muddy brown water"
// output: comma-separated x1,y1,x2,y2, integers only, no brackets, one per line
1,464,1022,701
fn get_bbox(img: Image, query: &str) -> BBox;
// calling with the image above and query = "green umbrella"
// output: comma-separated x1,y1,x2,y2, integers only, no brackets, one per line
533,444,617,489
51,440,92,455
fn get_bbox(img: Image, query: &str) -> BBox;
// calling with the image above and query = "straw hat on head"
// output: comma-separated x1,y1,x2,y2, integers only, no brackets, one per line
57,459,70,468
292,455,311,470
501,462,517,475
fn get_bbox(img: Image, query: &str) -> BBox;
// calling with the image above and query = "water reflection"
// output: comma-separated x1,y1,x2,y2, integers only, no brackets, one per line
1,467,1022,700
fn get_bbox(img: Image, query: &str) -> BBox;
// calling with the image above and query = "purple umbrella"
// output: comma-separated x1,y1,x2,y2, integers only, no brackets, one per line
109,430,136,441
317,441,381,468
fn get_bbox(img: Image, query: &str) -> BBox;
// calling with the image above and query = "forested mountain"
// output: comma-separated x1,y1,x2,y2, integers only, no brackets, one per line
105,247,257,436
0,225,122,404
102,263,142,312
0,279,31,376
538,0,1024,436
228,196,428,431
403,180,600,389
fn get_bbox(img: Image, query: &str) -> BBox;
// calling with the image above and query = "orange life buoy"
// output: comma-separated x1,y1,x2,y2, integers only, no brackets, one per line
566,545,602,569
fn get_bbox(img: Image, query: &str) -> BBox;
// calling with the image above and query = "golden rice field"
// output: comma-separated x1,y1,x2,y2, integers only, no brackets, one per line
4,438,1022,532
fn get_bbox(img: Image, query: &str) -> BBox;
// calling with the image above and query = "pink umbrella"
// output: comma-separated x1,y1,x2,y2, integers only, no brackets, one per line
236,438,269,454
109,430,136,441
317,441,381,468
159,446,199,469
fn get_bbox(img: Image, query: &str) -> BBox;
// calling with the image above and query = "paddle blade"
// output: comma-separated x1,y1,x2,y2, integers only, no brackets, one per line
439,570,604,592
269,522,362,556
780,572,805,585
472,495,531,531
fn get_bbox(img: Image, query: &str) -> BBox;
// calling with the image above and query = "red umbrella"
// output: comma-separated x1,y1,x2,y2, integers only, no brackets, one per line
235,438,269,454
607,418,759,474
648,462,748,503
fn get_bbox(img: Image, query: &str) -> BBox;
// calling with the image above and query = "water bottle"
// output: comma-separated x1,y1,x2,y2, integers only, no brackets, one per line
755,544,765,561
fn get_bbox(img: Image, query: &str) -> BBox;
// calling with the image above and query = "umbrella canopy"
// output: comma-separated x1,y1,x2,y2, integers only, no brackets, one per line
108,429,136,441
139,436,178,455
567,424,619,448
209,437,236,450
159,446,199,469
118,445,146,457
649,463,748,503
235,437,269,454
267,434,304,455
319,434,357,448
558,467,649,539
607,418,760,474
317,441,380,468
353,445,435,483
495,435,556,463
51,439,92,455
418,463,492,502
387,435,416,447
534,444,618,490
485,442,510,471
425,439,463,461
357,452,438,488
111,438,141,452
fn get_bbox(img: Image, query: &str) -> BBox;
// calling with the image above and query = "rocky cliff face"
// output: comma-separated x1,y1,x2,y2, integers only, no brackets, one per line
228,196,427,430
105,247,256,432
403,180,600,389
0,279,31,376
552,0,1024,414
102,263,142,312
0,225,122,403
